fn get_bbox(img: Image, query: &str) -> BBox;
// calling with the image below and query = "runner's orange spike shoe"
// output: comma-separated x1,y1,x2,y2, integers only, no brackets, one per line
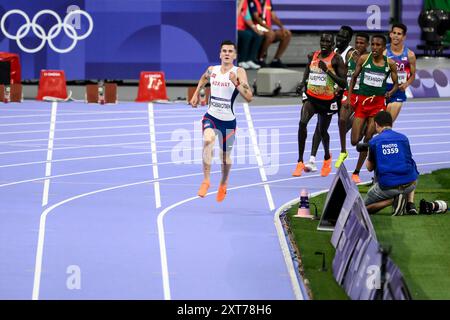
352,174,361,184
321,155,332,177
198,180,210,197
292,162,305,177
216,184,227,202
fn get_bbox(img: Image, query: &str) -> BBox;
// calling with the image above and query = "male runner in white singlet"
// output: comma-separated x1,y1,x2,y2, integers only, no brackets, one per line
190,40,253,202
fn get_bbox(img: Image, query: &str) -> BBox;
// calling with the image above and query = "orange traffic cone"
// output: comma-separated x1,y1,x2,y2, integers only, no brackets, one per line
295,189,313,218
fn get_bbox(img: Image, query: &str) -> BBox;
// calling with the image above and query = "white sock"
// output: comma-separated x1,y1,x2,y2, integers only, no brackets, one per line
309,156,316,163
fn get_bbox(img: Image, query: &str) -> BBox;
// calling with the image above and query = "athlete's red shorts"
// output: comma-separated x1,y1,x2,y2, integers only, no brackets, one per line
341,90,358,109
355,94,386,118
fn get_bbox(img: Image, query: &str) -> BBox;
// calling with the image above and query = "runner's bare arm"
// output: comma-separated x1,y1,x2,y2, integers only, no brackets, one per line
386,58,399,98
327,54,348,89
400,50,416,91
230,67,253,102
298,53,312,92
348,54,366,100
190,66,212,107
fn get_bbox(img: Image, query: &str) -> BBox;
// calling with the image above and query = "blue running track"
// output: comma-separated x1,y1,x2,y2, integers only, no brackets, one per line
1,99,449,299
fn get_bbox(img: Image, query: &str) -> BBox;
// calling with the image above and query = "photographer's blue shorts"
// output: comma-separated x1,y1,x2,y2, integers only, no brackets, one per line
202,113,236,153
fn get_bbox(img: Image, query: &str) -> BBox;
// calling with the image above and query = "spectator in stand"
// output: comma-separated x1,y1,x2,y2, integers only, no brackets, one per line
237,0,264,70
249,0,292,68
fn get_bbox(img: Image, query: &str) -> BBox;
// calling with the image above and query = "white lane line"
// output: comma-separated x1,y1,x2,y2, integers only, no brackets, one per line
42,102,57,207
2,146,450,190
2,125,450,149
3,121,450,155
243,103,275,211
0,124,149,136
2,120,450,138
2,137,450,170
1,107,449,123
0,110,148,119
4,110,450,127
155,160,450,300
148,103,161,208
0,132,149,145
0,116,149,127
274,189,330,300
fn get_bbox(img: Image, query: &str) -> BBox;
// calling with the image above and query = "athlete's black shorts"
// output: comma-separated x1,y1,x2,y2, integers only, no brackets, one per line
305,93,339,115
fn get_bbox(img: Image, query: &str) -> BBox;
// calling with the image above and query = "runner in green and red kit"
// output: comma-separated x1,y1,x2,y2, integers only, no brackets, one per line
334,32,370,169
347,34,398,183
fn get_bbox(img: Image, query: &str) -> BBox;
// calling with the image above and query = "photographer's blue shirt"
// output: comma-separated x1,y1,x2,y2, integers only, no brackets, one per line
369,128,419,189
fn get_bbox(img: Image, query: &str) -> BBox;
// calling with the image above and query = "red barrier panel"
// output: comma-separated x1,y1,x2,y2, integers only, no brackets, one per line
136,71,168,102
36,70,68,101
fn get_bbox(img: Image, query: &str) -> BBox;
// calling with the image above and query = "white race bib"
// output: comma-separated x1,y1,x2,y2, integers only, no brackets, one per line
387,71,407,84
330,102,338,111
348,76,361,90
308,72,327,86
363,71,385,88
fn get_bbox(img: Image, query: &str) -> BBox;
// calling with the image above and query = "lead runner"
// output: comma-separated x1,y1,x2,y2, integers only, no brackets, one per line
189,40,253,202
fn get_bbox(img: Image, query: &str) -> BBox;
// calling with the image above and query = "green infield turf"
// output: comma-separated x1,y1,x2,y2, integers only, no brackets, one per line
285,168,450,300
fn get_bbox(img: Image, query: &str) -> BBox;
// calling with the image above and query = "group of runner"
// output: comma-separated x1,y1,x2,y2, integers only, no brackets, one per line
189,23,416,202
293,23,416,183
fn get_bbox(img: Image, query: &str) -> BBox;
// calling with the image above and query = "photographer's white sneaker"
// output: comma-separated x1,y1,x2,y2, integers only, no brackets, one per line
246,60,261,69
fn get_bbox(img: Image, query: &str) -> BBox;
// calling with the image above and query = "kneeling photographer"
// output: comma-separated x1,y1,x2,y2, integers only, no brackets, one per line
364,111,419,215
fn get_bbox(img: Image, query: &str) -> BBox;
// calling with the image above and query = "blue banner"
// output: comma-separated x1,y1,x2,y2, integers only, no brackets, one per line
0,0,236,81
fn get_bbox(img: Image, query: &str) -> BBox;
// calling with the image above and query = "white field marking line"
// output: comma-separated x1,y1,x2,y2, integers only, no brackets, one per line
2,126,450,149
240,109,450,117
148,103,161,208
241,102,450,110
0,132,150,145
1,127,450,158
156,159,450,301
243,103,275,211
3,136,450,170
0,124,149,136
0,110,149,119
0,141,150,155
2,111,450,131
249,116,450,124
274,189,330,300
5,109,450,128
0,116,150,127
2,100,448,116
0,109,449,136
2,144,450,190
42,102,57,207
0,111,197,121
31,166,317,300
2,118,450,144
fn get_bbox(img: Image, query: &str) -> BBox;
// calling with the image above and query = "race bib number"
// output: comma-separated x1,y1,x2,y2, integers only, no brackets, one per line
330,102,338,111
308,72,327,86
363,71,385,87
387,71,407,84
348,76,361,90
210,98,231,111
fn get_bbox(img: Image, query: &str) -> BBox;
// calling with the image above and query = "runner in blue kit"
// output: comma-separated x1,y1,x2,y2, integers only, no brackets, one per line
190,40,253,202
385,23,416,122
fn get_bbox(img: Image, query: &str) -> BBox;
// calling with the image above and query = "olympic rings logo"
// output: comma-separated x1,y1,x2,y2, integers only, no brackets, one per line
1,9,93,54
